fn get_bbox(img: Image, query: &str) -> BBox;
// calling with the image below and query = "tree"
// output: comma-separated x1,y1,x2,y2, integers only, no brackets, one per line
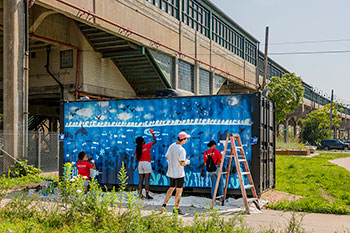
266,73,305,125
300,103,343,145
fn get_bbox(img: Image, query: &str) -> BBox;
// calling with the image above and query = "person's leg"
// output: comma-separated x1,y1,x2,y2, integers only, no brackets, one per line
163,187,175,205
174,187,183,209
218,172,224,197
83,180,89,194
209,172,217,198
138,173,144,197
144,173,152,199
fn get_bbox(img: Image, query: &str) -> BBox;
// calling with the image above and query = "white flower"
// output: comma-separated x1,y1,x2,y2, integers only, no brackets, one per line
76,189,82,194
71,162,76,165
73,176,77,179
82,176,88,180
70,179,75,182
82,202,86,205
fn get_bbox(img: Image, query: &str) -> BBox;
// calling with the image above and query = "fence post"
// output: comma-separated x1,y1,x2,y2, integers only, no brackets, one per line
57,132,59,171
38,132,41,171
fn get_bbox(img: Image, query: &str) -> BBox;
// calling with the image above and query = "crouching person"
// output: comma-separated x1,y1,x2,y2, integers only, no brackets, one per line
77,151,96,193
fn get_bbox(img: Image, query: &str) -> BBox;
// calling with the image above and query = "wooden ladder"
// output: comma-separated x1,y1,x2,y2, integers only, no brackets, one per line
211,133,260,214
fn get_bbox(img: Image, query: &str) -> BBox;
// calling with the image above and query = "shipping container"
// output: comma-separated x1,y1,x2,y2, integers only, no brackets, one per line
63,92,275,195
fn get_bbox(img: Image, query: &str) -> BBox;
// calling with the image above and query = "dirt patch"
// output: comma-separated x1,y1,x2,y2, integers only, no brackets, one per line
41,171,59,177
261,190,302,205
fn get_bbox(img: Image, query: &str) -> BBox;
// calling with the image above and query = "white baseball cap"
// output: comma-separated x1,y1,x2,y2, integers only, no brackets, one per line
178,131,191,140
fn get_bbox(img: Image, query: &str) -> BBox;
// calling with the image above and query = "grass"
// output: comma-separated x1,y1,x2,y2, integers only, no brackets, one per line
276,137,307,150
268,153,350,214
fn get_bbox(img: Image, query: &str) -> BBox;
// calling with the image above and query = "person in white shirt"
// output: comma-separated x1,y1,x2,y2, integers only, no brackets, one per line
160,131,190,215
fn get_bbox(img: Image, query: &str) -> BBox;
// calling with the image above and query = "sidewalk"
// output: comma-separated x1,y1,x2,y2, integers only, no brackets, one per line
243,209,350,233
141,204,350,233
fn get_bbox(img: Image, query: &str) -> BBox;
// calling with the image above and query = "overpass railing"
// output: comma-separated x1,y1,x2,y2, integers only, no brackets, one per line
145,0,259,66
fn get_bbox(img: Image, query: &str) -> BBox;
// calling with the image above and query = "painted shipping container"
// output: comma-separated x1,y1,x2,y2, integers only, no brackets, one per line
63,93,275,195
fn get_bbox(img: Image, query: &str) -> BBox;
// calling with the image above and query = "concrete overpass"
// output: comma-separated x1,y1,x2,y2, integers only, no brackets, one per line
0,0,350,167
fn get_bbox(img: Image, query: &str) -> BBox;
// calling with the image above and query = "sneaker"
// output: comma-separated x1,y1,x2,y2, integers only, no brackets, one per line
146,195,153,200
160,204,166,212
173,208,185,215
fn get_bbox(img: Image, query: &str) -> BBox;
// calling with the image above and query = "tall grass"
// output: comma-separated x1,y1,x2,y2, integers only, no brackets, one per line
276,137,307,150
0,162,308,232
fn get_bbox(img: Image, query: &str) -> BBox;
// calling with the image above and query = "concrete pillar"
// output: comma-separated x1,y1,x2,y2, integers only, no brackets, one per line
194,63,200,95
3,0,25,171
210,71,215,95
173,57,179,90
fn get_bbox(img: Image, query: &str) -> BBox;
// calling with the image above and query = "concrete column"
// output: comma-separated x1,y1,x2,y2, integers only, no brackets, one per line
194,63,200,95
210,71,215,95
173,57,179,90
3,0,25,171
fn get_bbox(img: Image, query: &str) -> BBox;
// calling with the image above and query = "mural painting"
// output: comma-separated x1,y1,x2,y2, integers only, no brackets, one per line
64,95,254,189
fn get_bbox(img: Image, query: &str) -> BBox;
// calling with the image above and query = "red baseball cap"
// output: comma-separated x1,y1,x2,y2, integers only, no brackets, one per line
178,131,191,140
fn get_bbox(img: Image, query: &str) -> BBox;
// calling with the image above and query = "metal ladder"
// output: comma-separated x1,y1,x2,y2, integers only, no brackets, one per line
211,133,260,214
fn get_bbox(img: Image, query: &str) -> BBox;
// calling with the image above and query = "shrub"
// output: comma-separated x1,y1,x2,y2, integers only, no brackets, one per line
9,160,41,178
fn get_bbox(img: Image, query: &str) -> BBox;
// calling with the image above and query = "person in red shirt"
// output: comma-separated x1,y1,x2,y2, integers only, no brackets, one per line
135,131,157,199
77,151,96,193
204,140,224,198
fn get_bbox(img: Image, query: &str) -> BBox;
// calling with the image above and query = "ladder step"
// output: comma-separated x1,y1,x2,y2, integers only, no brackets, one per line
241,172,250,175
244,184,254,189
238,159,246,162
221,172,228,175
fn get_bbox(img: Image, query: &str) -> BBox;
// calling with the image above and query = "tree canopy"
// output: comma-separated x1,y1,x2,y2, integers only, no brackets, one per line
300,103,343,145
266,73,304,124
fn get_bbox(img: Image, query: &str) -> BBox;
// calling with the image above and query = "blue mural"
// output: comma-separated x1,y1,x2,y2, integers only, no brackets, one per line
64,95,254,189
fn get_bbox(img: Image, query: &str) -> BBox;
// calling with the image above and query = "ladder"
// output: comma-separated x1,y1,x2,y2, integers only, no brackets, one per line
211,133,260,214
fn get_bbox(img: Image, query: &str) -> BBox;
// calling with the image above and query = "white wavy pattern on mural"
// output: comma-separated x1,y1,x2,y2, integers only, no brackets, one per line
65,118,252,128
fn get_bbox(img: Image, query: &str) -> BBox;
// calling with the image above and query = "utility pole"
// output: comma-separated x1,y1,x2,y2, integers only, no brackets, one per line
263,26,269,88
329,89,334,139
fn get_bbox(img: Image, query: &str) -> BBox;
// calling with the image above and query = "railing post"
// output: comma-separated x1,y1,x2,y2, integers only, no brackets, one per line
38,132,41,171
57,132,60,171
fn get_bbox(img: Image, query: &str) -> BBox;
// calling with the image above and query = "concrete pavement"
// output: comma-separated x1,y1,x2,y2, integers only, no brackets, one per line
329,157,350,172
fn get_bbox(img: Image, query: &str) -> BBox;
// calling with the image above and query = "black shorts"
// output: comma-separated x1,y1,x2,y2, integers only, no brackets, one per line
169,177,185,188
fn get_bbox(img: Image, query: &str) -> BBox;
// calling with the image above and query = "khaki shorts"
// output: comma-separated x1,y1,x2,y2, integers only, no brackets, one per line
138,161,152,174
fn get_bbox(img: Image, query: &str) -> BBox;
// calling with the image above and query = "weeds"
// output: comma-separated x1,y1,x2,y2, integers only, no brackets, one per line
0,162,310,232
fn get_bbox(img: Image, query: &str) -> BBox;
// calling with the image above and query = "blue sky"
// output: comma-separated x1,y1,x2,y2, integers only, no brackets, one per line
212,0,350,104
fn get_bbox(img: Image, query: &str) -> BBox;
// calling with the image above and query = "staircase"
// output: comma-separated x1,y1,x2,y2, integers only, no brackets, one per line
77,22,170,95
28,115,47,131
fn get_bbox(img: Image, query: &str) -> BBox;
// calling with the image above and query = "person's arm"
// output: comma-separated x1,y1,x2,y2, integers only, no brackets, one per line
179,149,187,167
151,133,157,145
203,152,207,166
89,160,96,170
215,149,222,164
179,161,187,166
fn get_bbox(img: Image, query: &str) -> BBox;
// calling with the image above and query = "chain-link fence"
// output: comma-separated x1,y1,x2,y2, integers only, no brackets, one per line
0,131,59,174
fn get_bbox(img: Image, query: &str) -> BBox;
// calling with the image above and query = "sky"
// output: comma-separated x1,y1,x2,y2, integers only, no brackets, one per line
212,0,350,105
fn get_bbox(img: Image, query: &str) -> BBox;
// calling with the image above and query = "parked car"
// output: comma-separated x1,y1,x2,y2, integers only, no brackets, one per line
319,139,350,150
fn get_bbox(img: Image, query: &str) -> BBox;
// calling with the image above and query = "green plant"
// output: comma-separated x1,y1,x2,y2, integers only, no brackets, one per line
118,162,128,192
300,103,343,145
9,160,41,178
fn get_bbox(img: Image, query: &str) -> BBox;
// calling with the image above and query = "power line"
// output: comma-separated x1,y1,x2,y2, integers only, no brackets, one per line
270,38,350,45
270,50,350,55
